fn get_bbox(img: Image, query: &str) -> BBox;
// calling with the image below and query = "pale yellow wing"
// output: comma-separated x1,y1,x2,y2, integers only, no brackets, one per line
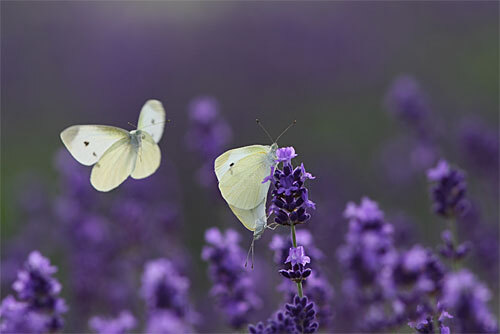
137,100,165,143
131,132,161,179
215,145,269,181
218,146,274,210
229,198,267,232
60,125,129,166
90,137,137,192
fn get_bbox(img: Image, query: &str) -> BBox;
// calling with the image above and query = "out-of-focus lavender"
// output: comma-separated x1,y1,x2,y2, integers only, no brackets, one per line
201,227,261,329
1,149,185,331
458,117,499,181
336,197,399,331
427,159,468,218
379,76,440,187
141,258,195,333
441,270,498,333
0,251,67,333
185,96,232,188
89,311,136,334
384,75,430,131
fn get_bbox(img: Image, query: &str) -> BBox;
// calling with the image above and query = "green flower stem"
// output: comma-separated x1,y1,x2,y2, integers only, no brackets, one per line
291,223,304,298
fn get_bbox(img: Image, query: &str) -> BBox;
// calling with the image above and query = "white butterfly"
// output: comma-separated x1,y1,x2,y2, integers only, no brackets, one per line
60,100,166,192
215,143,278,235
214,121,295,266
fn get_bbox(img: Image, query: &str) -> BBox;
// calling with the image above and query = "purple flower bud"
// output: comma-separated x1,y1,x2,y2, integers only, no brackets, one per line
286,246,311,267
276,147,298,163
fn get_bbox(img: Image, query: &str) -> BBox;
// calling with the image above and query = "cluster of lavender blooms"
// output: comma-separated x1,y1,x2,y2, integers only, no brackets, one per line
0,251,67,333
334,157,499,333
265,147,316,226
202,227,261,329
185,96,232,188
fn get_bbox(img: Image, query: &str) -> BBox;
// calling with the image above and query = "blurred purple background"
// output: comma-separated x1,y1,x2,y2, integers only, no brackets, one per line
1,2,498,333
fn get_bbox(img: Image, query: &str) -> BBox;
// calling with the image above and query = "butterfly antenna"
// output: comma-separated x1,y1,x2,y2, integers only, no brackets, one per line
256,119,274,143
128,122,137,129
244,238,255,269
275,120,297,143
137,119,171,131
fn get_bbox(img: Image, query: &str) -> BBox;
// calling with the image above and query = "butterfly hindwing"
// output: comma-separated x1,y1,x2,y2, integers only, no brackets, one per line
131,132,161,180
60,125,129,166
229,198,267,232
90,137,137,192
137,100,166,143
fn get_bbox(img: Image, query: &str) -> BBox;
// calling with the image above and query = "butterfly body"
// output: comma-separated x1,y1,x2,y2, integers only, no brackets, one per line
60,100,165,192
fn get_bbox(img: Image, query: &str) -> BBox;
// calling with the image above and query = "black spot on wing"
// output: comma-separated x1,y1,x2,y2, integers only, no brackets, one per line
84,141,89,146
92,152,97,157
151,119,155,124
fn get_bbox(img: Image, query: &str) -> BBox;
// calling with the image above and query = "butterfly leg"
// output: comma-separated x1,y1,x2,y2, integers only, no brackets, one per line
244,238,255,269
266,222,279,230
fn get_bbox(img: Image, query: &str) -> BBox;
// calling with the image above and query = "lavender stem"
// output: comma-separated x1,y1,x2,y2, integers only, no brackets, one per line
290,223,303,298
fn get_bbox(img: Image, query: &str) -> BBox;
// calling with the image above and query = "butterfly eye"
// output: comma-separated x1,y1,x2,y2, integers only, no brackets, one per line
230,162,235,167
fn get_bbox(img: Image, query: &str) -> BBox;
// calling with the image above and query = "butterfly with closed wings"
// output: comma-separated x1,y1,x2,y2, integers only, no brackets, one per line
214,120,295,266
60,100,166,192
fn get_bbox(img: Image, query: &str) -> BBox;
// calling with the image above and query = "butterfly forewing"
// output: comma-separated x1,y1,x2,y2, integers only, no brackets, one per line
215,145,270,181
131,132,161,179
60,125,129,166
137,100,165,143
217,147,273,210
90,137,137,192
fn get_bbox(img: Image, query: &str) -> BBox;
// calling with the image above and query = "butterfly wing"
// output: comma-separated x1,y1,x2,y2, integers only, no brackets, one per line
216,145,274,210
215,145,269,181
90,137,137,192
131,132,161,179
229,198,267,232
137,100,166,143
60,125,129,166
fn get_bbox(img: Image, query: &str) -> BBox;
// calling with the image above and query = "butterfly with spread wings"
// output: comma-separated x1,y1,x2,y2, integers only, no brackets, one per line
60,100,166,192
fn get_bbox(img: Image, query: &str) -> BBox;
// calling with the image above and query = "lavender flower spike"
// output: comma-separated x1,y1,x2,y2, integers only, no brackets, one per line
267,147,316,226
427,159,468,218
441,270,498,333
202,227,261,328
0,251,67,333
248,296,318,334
